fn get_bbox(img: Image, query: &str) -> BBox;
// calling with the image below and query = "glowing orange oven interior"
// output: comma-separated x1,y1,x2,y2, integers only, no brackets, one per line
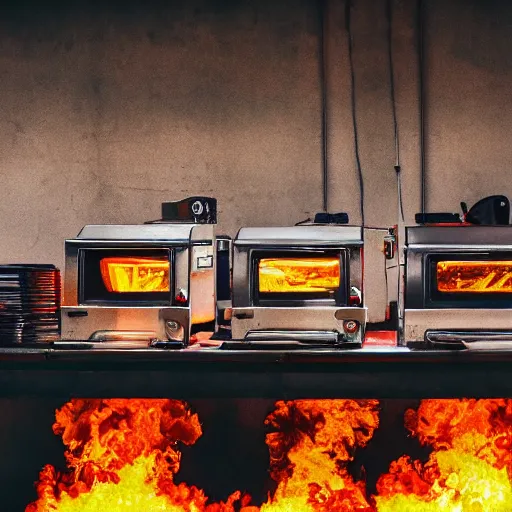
100,257,170,293
258,257,340,293
437,260,512,293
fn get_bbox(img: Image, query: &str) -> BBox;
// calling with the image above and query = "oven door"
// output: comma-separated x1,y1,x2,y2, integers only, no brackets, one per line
250,249,348,307
79,247,174,306
425,252,512,309
405,249,512,345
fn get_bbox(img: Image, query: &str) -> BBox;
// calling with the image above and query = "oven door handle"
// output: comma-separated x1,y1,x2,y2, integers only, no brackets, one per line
244,330,341,344
425,330,512,350
89,330,158,343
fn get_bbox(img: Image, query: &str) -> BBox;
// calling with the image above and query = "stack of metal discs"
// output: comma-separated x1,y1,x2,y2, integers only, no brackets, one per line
0,265,60,345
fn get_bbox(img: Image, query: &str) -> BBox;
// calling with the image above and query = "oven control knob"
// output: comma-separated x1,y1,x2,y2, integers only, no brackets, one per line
167,321,179,331
343,320,359,334
191,201,204,215
349,286,362,305
175,289,188,304
165,320,185,342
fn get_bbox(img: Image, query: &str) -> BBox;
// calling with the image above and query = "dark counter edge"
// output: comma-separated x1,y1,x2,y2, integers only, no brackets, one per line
0,345,510,364
0,346,511,399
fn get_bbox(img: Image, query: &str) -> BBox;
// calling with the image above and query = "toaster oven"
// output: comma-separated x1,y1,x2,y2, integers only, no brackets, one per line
231,225,393,347
405,225,512,349
61,198,216,346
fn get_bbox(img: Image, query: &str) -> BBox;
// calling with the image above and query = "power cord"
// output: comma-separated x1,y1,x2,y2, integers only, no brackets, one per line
418,0,427,214
318,0,329,212
386,0,405,222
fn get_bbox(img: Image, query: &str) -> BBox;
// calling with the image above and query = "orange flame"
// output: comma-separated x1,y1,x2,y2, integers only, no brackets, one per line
375,399,512,511
27,398,512,511
261,399,379,512
25,399,246,512
437,261,512,293
25,399,378,512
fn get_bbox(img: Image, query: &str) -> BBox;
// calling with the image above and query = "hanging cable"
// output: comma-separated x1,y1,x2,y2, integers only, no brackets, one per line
386,0,404,222
318,0,329,212
346,0,365,226
418,0,426,214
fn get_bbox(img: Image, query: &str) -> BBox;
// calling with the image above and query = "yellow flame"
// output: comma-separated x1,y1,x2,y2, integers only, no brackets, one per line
100,257,170,293
437,261,512,293
375,450,512,511
258,258,340,293
260,400,378,512
29,398,512,512
375,399,512,511
46,454,188,512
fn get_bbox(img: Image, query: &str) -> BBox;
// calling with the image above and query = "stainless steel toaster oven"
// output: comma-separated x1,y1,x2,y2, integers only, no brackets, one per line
404,225,512,349
231,225,393,347
61,198,216,346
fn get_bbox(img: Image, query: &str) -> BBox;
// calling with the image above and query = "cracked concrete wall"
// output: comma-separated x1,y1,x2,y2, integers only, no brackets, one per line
0,0,510,270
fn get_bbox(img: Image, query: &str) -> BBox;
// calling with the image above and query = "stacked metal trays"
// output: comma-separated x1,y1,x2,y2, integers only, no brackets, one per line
0,265,60,345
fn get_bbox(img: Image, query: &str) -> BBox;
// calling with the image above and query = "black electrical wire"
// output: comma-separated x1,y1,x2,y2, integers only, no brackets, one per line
318,0,329,213
418,0,426,214
345,0,365,226
386,0,405,222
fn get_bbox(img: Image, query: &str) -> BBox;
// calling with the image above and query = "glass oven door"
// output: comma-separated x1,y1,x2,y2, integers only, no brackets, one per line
251,249,347,307
79,248,174,306
426,252,512,308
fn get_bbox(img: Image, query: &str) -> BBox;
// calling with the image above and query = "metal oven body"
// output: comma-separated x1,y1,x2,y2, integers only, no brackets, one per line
231,225,392,347
405,226,512,349
61,223,215,346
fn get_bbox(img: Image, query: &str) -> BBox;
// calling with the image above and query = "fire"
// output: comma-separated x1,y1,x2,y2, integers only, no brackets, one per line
26,397,512,511
26,399,378,512
25,399,245,512
375,399,512,511
437,261,512,293
260,399,379,512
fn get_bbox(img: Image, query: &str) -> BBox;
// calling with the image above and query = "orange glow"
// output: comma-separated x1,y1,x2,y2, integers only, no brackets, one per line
437,260,512,293
100,257,170,293
375,399,512,511
261,399,379,512
25,399,246,512
258,258,340,293
25,399,378,512
26,398,512,511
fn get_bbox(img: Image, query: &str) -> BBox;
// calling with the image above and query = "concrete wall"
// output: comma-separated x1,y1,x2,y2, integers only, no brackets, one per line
425,0,512,214
0,0,510,269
